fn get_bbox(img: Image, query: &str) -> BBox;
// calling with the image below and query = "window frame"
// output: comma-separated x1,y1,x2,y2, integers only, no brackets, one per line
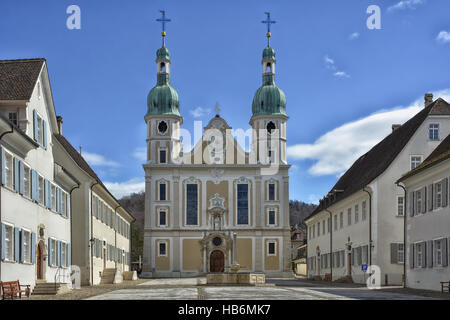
22,228,31,264
158,181,167,201
158,147,168,164
8,112,18,126
354,204,359,223
267,182,276,201
185,182,199,226
267,208,277,226
339,212,343,229
3,222,14,262
236,183,250,226
397,243,405,264
347,208,352,226
397,195,405,217
267,240,277,256
158,208,168,227
410,155,423,170
157,240,168,257
429,123,439,141
4,150,14,189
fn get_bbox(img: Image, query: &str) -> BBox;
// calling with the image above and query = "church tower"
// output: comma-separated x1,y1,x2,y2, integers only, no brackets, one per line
145,11,182,165
250,13,288,165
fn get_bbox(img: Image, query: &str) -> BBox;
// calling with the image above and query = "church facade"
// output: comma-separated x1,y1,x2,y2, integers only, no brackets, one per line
142,27,292,278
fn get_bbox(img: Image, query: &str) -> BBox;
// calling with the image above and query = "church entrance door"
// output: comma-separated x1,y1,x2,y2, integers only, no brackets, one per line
36,244,42,279
210,250,224,272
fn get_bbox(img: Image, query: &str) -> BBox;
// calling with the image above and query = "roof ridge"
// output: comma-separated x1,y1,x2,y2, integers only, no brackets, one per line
0,58,46,63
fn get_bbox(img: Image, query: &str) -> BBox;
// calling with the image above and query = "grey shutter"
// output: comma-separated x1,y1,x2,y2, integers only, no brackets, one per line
409,244,414,269
31,170,36,201
428,184,433,212
14,227,20,262
57,241,61,267
56,188,60,213
357,247,362,265
43,120,47,149
427,240,433,268
31,232,36,264
422,242,427,268
67,243,71,267
48,238,52,266
363,245,369,265
19,229,25,263
13,157,19,192
434,183,438,208
391,243,398,264
443,239,448,267
33,110,38,141
1,223,5,261
0,147,5,185
66,194,70,218
421,187,426,213
409,192,415,216
44,180,49,207
19,161,24,195
443,178,448,207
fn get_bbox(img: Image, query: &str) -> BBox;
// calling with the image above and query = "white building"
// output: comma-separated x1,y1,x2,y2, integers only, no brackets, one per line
397,133,450,291
305,95,450,285
0,58,75,290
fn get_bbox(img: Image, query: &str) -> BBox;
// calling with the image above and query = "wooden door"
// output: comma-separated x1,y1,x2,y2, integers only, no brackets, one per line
36,245,42,279
210,250,224,272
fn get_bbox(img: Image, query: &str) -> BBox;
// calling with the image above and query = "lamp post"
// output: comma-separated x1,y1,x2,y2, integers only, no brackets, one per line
346,236,353,278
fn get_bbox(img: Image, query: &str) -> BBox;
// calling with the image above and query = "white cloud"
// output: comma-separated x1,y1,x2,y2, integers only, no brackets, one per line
190,106,211,118
103,178,145,199
83,152,119,167
133,147,147,161
349,32,360,40
436,31,450,44
334,71,350,78
324,55,336,70
287,89,450,177
388,0,425,12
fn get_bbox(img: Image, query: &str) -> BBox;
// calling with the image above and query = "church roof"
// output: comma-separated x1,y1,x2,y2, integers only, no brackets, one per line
398,132,450,182
54,133,135,221
0,58,45,100
306,98,450,221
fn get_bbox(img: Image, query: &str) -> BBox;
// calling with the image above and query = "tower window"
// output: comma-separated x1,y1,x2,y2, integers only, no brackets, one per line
266,63,272,73
266,121,276,134
261,101,264,109
159,148,167,164
160,62,166,73
158,121,168,134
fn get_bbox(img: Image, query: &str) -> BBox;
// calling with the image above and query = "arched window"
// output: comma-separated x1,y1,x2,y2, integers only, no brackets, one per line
160,62,166,73
265,63,272,73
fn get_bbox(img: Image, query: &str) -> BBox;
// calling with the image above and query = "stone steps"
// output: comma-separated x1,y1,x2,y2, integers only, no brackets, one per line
32,282,70,295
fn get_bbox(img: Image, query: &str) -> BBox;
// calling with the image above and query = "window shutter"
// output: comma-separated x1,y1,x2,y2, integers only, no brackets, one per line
66,194,70,218
48,238,52,266
363,245,369,265
14,157,19,192
428,184,433,212
67,243,71,267
0,147,5,185
390,243,398,264
421,242,427,268
33,110,38,141
443,178,449,207
421,187,426,213
1,223,5,261
18,161,24,195
409,244,414,269
409,192,414,216
20,229,25,263
427,240,433,268
14,227,20,262
57,188,62,214
31,170,36,201
43,120,47,149
57,241,62,267
44,179,49,208
31,232,36,264
434,183,438,209
443,239,448,267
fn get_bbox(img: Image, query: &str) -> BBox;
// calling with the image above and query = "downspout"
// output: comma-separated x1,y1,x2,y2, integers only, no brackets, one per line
324,209,333,281
69,183,80,274
396,182,407,288
362,187,373,266
0,125,14,282
114,204,121,269
90,181,99,285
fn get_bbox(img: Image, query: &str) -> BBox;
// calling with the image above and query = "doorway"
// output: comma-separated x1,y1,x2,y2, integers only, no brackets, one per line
210,250,224,272
36,244,42,279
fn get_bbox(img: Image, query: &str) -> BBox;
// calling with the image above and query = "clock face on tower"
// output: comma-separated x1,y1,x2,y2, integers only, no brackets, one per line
158,121,168,134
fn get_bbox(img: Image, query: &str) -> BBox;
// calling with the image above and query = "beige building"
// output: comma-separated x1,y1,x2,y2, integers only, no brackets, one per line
53,126,134,286
397,133,450,291
142,30,292,278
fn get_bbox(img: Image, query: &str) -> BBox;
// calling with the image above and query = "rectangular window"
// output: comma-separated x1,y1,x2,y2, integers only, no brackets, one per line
4,224,13,261
159,149,167,164
61,242,67,267
416,191,422,214
51,185,56,211
37,116,43,145
22,230,31,263
398,243,404,264
362,201,367,221
435,239,443,266
317,222,320,237
429,124,439,140
268,183,275,201
268,210,276,226
51,239,57,266
158,242,167,256
61,192,67,217
334,215,337,231
327,217,331,233
38,176,44,204
347,208,352,226
410,156,422,170
322,220,326,234
159,182,167,201
354,205,359,223
159,210,167,226
397,196,404,216
237,184,249,225
186,184,198,225
4,152,13,189
23,166,31,198
339,212,343,229
312,224,315,238
268,241,276,256
8,112,18,126
436,183,442,208
416,243,423,268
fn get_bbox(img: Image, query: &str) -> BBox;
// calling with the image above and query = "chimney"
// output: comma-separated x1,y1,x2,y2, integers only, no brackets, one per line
56,116,63,135
392,124,401,132
424,93,433,107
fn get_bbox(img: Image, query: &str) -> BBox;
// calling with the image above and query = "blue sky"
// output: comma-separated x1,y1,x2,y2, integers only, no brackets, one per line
1,0,450,202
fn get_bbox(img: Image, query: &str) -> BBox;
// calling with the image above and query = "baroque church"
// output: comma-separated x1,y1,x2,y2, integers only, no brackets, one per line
142,13,291,278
